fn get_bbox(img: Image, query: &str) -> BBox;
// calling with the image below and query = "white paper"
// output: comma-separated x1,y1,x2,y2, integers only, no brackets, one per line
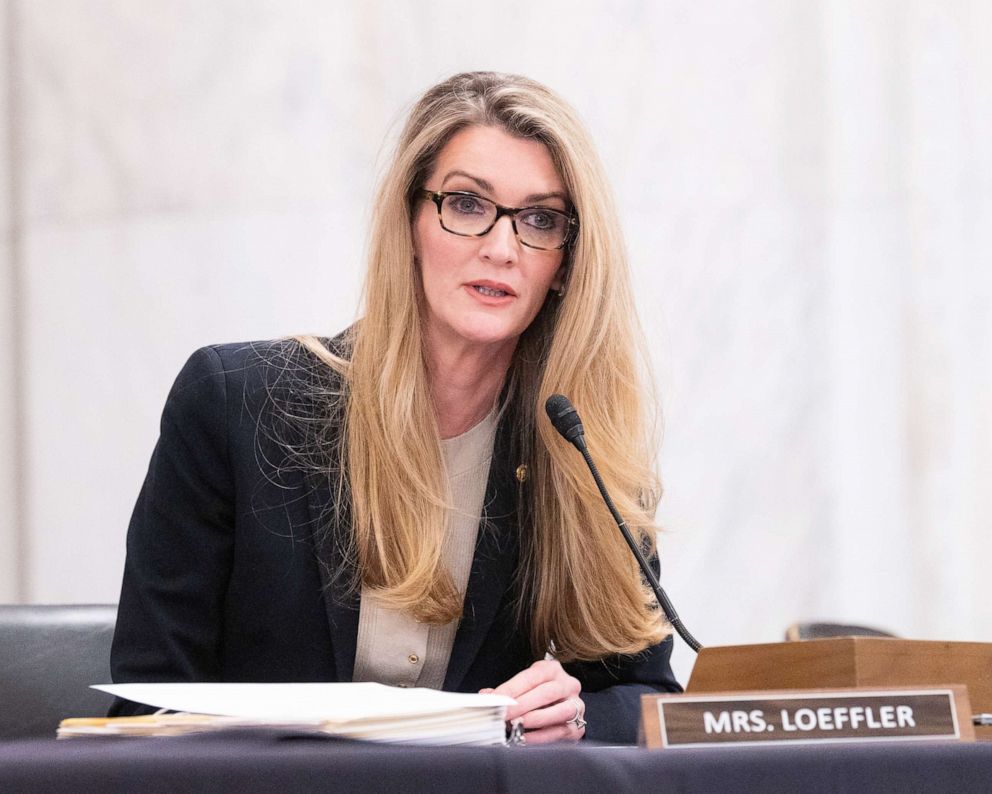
93,682,515,723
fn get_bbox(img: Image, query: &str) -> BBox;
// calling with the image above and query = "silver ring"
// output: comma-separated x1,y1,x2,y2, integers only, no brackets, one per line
565,698,587,731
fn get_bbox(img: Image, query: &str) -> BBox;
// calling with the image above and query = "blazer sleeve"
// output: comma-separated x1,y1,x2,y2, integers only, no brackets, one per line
109,346,236,715
564,550,684,744
567,634,682,744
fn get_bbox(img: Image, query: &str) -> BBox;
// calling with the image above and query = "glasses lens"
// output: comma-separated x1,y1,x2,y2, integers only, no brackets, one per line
516,208,570,249
440,194,497,235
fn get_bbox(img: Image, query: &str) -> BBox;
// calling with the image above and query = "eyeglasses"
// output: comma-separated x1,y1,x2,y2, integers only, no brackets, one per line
419,189,578,250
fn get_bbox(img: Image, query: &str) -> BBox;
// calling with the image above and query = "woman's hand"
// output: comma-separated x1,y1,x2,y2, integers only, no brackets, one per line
481,659,586,744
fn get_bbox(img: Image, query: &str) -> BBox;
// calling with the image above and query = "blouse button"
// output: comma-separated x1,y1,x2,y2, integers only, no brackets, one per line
408,653,420,665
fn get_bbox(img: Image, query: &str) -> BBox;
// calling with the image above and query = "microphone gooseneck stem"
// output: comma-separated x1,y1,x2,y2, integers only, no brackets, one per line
574,438,703,653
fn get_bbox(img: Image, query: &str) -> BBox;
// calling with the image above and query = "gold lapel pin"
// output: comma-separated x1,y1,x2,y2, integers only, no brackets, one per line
515,464,528,483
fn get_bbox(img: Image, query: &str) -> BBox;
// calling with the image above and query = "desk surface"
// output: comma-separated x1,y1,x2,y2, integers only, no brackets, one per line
1,731,989,793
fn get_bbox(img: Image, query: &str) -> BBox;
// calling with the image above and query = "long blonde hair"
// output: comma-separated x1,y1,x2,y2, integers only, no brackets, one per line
299,72,667,661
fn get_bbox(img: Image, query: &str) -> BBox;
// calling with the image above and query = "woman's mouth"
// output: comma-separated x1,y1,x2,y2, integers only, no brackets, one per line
474,285,509,297
468,281,516,299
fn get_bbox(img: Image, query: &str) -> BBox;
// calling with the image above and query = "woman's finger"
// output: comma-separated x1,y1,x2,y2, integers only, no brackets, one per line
518,695,585,731
521,709,586,745
520,724,571,745
490,659,565,699
504,678,578,722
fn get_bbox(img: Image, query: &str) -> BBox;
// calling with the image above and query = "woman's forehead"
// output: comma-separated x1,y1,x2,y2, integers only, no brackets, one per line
428,125,566,204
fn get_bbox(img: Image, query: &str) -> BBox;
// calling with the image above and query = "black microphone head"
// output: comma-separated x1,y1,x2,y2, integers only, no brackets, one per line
544,394,586,447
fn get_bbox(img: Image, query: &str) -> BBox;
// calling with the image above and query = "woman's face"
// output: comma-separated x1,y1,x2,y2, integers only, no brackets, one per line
414,125,567,359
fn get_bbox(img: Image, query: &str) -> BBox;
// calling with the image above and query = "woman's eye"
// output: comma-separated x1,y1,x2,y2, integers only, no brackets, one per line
522,210,560,231
449,195,484,214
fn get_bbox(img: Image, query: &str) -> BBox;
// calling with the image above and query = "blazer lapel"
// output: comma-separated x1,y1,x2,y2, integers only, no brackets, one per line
307,472,360,683
443,416,522,691
283,333,361,683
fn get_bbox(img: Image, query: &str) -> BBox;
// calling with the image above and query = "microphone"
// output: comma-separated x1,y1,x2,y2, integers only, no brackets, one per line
544,394,702,653
544,394,586,449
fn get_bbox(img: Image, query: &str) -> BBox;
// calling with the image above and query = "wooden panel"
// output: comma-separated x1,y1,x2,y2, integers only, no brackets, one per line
687,639,861,692
847,639,992,713
686,639,992,736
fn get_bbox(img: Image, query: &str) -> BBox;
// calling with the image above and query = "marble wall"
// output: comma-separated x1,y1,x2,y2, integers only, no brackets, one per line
1,0,19,602
2,1,991,684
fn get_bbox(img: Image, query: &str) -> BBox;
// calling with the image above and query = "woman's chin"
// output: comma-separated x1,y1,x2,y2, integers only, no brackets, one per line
431,319,523,353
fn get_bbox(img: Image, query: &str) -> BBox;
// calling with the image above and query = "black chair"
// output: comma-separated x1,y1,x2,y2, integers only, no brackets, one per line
785,621,896,641
0,604,117,739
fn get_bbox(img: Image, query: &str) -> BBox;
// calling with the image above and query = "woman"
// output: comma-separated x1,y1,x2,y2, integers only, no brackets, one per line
111,71,681,744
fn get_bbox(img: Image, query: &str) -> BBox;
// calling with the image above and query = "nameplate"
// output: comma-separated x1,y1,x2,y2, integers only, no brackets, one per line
641,686,974,749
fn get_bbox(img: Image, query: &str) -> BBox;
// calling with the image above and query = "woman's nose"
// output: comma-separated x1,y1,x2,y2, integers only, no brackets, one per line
478,216,520,264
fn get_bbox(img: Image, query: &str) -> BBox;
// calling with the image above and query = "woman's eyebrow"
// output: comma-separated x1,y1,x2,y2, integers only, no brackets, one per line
440,170,494,193
440,170,568,206
523,191,568,205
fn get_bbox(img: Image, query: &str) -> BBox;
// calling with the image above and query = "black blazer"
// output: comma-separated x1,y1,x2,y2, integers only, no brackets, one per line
110,340,681,743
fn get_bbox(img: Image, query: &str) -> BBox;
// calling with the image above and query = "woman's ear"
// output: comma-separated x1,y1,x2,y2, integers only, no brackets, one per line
550,264,566,295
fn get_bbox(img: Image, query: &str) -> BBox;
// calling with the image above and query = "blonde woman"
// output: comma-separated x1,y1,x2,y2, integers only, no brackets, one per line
111,72,680,744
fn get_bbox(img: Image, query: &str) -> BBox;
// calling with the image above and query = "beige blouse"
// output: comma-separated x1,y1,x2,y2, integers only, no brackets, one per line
351,408,498,688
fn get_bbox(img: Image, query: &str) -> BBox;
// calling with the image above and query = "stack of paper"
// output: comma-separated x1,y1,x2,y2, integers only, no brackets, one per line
57,683,515,746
